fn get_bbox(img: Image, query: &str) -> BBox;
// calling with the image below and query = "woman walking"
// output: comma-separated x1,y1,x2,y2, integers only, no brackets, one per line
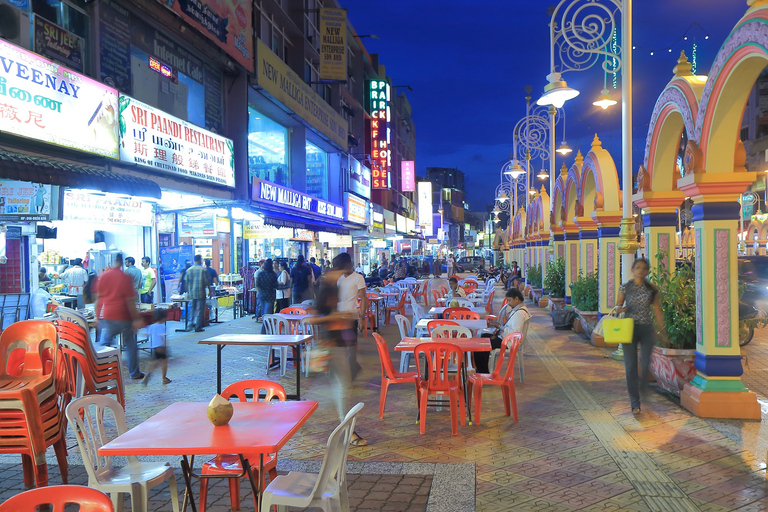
256,258,278,319
616,258,666,414
276,261,292,311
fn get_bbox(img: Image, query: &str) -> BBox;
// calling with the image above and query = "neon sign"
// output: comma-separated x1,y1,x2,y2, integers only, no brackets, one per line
368,79,390,189
149,56,173,79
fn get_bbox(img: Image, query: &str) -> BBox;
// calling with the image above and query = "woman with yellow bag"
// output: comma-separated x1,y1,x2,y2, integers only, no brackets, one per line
616,258,667,414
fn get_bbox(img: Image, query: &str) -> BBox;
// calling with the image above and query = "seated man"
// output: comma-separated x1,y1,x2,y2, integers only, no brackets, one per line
474,288,530,373
507,261,523,289
447,277,466,298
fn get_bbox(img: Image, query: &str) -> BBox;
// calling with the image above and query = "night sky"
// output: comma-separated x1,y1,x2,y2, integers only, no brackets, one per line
343,0,748,210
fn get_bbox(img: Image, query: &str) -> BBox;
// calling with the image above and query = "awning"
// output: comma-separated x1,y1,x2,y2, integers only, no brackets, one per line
261,209,349,235
0,149,162,199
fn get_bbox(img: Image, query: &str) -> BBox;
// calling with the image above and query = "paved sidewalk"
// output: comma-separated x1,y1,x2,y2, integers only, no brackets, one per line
1,284,767,511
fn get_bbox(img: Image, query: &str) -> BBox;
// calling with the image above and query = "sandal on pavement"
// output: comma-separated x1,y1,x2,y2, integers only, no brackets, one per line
350,432,368,446
162,377,172,384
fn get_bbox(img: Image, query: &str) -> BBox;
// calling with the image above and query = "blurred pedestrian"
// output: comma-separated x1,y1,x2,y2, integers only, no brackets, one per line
291,255,313,302
309,257,322,280
142,308,172,385
447,253,456,276
334,252,366,379
256,258,278,318
276,261,292,311
139,257,156,304
183,254,211,332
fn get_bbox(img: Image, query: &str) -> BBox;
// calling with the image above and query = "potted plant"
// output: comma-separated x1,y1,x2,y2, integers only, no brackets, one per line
544,257,566,311
527,265,545,306
648,253,697,396
570,271,599,336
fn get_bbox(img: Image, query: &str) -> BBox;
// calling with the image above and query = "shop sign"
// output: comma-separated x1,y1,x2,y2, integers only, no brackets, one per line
368,79,390,189
319,8,346,82
321,233,352,247
216,217,231,233
0,180,51,221
0,38,119,158
34,16,84,73
396,214,407,234
255,40,346,148
345,193,367,225
252,178,344,221
63,190,154,226
157,0,253,72
418,181,433,237
243,221,291,239
118,95,235,187
383,209,396,234
348,156,370,199
406,217,416,234
179,211,216,237
401,161,415,192
292,229,314,241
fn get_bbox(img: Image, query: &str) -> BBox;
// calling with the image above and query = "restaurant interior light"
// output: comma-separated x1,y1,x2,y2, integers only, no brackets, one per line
536,73,580,108
593,88,618,110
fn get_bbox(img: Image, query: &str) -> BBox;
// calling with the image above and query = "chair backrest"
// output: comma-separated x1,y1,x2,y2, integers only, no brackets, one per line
222,379,286,402
485,290,496,314
414,342,463,392
366,292,379,300
0,320,58,377
394,315,411,341
299,317,321,344
0,485,114,512
431,289,441,305
500,297,509,310
486,278,497,289
396,290,407,308
439,286,449,296
464,282,478,293
432,325,472,339
280,307,307,315
52,306,90,334
445,309,478,320
426,319,458,335
442,307,468,317
263,315,288,335
310,402,364,500
373,333,398,379
491,332,524,380
65,395,129,483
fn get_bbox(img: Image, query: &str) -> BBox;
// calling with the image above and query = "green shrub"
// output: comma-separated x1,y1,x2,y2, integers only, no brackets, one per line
570,271,599,311
527,265,542,288
649,252,696,349
544,257,566,298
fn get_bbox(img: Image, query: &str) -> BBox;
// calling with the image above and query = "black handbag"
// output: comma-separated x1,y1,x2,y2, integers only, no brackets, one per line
551,308,576,330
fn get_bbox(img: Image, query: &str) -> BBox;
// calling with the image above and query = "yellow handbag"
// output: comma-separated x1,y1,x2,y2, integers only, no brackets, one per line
602,310,634,344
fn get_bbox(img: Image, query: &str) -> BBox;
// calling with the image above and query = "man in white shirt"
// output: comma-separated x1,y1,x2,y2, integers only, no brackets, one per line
334,252,367,379
61,258,89,292
475,288,530,373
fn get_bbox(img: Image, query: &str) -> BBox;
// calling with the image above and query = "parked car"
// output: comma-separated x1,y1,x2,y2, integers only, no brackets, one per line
458,256,484,268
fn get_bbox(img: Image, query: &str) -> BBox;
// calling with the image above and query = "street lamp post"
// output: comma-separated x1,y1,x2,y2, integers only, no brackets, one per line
537,0,638,281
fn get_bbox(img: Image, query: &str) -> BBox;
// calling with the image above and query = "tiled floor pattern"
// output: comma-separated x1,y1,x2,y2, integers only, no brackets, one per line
2,283,768,511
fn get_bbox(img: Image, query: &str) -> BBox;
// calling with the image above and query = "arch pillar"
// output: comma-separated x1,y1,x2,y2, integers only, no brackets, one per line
679,175,761,419
594,212,623,314
635,194,685,275
563,223,580,304
575,217,599,277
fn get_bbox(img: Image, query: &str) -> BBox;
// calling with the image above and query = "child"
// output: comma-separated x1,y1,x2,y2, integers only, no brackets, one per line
143,309,172,385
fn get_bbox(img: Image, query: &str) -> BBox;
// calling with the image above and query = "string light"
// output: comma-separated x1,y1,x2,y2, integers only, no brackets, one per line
692,42,697,74
633,21,710,57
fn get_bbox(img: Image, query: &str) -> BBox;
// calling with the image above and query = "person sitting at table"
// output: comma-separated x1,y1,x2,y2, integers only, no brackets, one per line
474,288,530,373
447,277,466,298
38,266,52,286
143,308,172,385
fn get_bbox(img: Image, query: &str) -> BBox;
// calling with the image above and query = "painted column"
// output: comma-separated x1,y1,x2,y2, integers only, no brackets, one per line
575,218,599,277
642,207,679,275
679,195,761,419
563,224,580,304
593,214,622,314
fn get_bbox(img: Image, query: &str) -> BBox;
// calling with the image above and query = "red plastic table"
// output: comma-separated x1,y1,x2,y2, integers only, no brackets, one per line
99,400,318,512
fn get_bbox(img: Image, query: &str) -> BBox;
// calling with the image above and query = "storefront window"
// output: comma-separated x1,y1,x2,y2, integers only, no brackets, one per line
306,141,328,200
248,107,290,187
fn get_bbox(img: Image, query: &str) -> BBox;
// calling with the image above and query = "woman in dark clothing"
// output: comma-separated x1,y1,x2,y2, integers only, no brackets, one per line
290,254,313,302
256,258,278,319
616,258,667,414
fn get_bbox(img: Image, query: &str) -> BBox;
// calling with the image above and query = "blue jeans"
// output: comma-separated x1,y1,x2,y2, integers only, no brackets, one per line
99,319,140,378
259,295,274,317
190,298,206,330
623,324,656,409
140,292,153,304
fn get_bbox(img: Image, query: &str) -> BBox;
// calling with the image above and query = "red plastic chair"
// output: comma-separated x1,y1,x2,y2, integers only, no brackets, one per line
431,289,442,306
485,289,496,316
279,307,307,315
358,296,376,336
413,281,429,306
426,319,458,335
439,285,449,296
414,342,466,435
373,333,419,419
385,291,408,325
0,484,114,511
199,380,287,512
442,307,469,319
446,310,480,320
468,333,523,425
463,281,478,294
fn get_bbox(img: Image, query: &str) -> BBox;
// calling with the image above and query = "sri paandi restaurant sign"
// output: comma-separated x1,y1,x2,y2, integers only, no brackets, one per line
119,95,235,187
0,38,119,158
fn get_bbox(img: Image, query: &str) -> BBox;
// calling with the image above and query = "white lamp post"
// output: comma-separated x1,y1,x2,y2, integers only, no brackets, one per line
537,0,637,281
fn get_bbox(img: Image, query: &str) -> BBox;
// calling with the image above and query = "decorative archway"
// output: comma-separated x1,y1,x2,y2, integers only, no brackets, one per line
562,154,582,303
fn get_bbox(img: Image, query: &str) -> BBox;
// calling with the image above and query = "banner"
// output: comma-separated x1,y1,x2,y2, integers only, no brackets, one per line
368,79,390,188
159,0,252,72
345,193,367,224
0,180,51,221
179,211,216,237
118,95,235,187
319,8,347,82
62,190,154,226
34,16,84,72
159,244,195,299
418,181,433,236
0,38,119,158
401,160,415,192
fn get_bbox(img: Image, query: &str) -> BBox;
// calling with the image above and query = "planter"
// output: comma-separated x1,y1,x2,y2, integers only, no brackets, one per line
539,296,549,308
573,308,599,337
649,346,697,397
531,288,546,307
548,297,566,311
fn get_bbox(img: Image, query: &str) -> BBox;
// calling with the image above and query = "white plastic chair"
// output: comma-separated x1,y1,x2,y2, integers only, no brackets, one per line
65,396,180,512
410,302,427,337
263,315,290,376
300,299,316,308
446,297,475,308
395,315,415,372
260,403,364,512
489,318,530,382
299,317,321,377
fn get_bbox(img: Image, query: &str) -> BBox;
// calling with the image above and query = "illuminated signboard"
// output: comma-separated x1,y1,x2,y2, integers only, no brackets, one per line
0,38,119,158
63,190,154,227
345,193,367,224
396,214,407,233
401,161,415,192
418,181,433,236
148,56,173,79
252,178,344,221
368,79,390,189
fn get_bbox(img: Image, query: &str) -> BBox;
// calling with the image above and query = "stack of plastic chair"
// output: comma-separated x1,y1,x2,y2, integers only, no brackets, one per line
260,403,364,512
299,317,321,377
52,307,122,373
199,380,286,512
0,320,70,488
373,334,418,418
0,484,114,511
65,396,180,512
468,333,523,425
414,343,465,435
263,315,290,376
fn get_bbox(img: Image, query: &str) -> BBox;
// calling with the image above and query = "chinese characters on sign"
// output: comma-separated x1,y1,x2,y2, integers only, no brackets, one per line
368,79,390,189
118,95,235,187
401,160,415,192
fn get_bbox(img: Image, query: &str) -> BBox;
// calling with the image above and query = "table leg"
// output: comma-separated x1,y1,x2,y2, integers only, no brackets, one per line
296,343,301,400
240,453,264,512
216,345,223,394
462,355,472,425
180,455,197,512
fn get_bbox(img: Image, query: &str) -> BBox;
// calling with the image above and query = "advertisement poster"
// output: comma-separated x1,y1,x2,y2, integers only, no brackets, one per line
0,38,119,158
345,193,366,224
159,0,253,72
418,181,433,236
62,190,154,226
118,95,235,187
348,156,370,199
34,16,84,72
319,8,346,82
179,211,216,237
159,244,195,299
99,0,132,94
0,180,51,221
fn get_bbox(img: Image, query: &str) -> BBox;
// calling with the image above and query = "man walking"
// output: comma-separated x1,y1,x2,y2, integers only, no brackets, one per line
309,257,322,281
95,254,145,379
334,252,367,379
139,257,156,304
183,254,211,332
124,257,142,298
290,255,313,303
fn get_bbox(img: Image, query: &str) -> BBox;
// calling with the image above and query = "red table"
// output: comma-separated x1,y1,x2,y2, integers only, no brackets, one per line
99,401,318,512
